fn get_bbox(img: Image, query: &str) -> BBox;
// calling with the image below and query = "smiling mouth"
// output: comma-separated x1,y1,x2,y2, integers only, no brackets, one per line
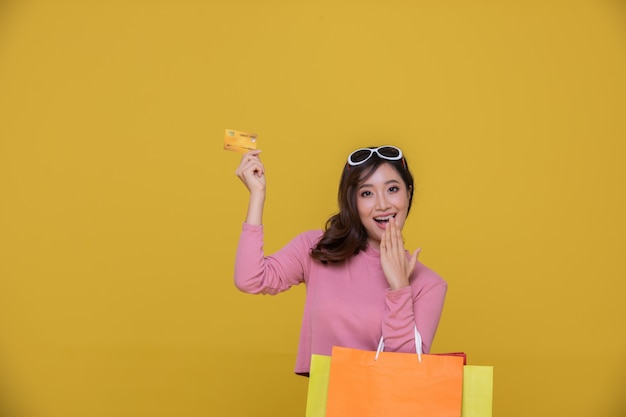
374,214,396,224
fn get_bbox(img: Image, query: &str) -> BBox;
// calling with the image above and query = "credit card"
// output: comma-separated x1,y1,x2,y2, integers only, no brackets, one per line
224,129,257,153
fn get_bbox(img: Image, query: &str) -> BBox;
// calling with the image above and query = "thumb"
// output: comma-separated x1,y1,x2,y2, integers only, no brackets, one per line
408,248,421,275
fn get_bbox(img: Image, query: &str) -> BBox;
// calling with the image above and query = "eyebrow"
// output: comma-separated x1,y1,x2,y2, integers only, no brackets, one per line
358,179,401,190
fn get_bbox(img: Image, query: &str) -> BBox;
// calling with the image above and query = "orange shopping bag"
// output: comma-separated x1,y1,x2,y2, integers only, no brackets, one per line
325,328,464,417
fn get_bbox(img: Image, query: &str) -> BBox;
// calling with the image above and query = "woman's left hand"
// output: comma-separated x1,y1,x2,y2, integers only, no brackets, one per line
380,217,421,291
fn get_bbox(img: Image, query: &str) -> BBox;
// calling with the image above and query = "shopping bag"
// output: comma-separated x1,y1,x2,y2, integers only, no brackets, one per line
306,352,471,417
462,365,493,417
434,351,467,365
307,351,492,417
325,328,464,417
305,354,331,417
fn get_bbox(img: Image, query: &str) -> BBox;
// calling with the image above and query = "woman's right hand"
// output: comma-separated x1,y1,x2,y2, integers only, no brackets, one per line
236,150,266,225
235,150,266,196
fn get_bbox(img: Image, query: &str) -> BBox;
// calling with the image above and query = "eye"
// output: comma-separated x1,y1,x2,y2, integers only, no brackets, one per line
388,186,400,193
360,190,373,197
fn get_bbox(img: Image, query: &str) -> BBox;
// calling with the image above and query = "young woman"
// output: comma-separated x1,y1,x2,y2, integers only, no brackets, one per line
234,145,447,375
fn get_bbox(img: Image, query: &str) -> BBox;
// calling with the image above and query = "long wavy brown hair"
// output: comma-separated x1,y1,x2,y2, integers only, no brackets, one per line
310,148,414,263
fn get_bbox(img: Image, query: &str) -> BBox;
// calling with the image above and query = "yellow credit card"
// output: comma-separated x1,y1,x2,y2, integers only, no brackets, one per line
224,129,257,153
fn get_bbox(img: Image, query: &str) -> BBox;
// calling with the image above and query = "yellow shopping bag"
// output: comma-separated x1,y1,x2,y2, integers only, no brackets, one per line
305,354,331,417
462,365,494,417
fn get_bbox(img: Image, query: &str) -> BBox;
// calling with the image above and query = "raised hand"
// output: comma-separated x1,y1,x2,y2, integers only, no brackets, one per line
379,217,421,291
235,150,266,195
235,150,266,225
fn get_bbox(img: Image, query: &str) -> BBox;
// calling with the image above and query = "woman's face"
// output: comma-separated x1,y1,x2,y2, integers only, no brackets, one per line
355,163,412,250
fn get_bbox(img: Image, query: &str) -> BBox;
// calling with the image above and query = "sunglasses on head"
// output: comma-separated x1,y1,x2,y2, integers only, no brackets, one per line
347,146,404,166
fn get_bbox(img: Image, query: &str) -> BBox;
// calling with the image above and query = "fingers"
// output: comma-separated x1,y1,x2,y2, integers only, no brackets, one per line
382,217,419,273
380,218,412,290
384,217,403,253
235,150,266,192
237,158,264,179
236,150,262,170
408,247,421,275
382,219,392,251
236,150,264,178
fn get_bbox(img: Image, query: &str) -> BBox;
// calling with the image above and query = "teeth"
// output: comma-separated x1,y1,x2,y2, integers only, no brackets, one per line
374,215,395,221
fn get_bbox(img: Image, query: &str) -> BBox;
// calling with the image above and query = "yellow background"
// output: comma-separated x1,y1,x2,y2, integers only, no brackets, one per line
1,1,625,416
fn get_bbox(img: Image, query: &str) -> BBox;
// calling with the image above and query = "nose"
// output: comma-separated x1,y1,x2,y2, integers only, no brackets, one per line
375,194,391,211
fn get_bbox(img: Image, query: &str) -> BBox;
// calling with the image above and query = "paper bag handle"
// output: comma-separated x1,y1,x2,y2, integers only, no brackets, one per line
375,326,423,362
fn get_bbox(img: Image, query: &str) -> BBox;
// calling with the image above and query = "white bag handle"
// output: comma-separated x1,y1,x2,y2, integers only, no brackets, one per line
375,326,423,362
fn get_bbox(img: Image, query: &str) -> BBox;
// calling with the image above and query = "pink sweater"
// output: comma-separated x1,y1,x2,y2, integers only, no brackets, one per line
234,223,447,374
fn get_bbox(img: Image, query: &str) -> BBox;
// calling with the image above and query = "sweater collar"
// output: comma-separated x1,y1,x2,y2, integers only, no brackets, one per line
363,243,381,259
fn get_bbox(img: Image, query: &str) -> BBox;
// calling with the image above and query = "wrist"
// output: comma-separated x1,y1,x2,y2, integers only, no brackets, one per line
388,280,409,291
388,283,411,293
245,192,265,225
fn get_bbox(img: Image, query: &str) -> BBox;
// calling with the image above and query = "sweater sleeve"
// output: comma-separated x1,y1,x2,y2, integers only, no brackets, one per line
234,223,317,295
380,265,447,354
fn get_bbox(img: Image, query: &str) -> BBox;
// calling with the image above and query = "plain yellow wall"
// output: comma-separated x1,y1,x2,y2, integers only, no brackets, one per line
1,1,625,416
